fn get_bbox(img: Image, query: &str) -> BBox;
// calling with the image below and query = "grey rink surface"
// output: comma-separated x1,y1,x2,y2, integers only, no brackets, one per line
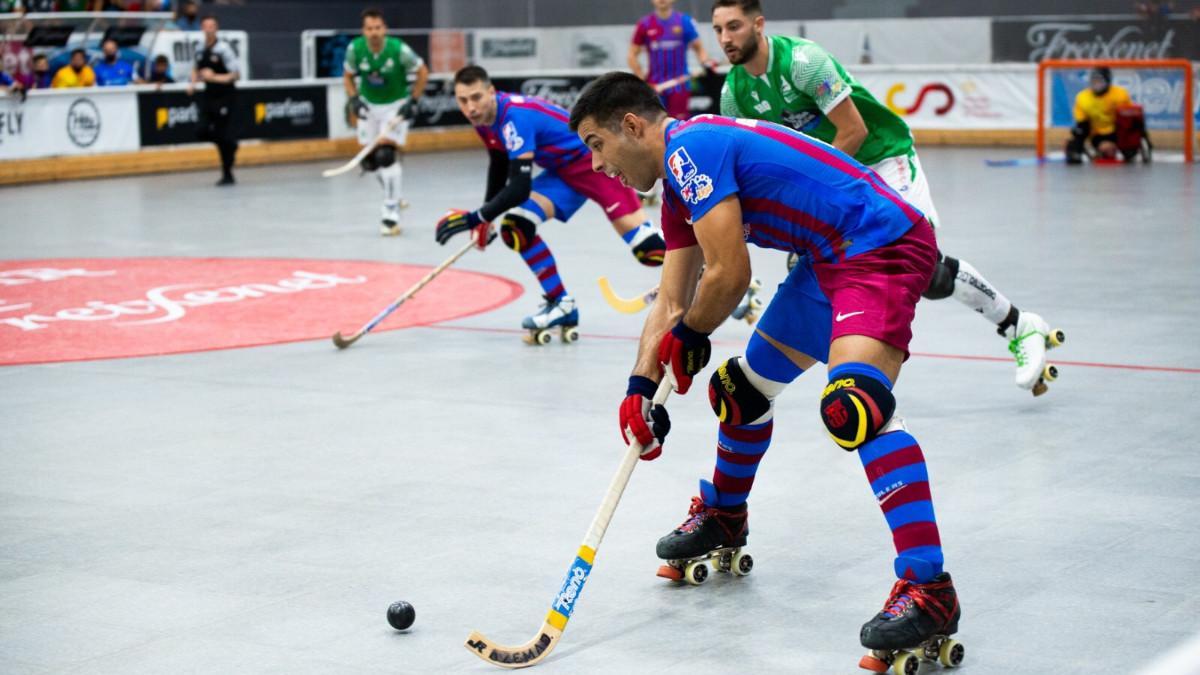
1,148,1197,675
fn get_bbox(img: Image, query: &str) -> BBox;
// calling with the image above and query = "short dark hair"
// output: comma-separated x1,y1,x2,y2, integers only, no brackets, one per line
70,48,86,59
154,54,170,65
33,53,48,63
102,37,118,47
200,14,218,24
454,65,491,87
712,0,762,16
568,71,666,132
361,8,385,22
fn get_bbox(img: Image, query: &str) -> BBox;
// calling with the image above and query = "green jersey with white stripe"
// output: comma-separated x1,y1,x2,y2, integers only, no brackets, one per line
344,36,423,105
720,34,912,166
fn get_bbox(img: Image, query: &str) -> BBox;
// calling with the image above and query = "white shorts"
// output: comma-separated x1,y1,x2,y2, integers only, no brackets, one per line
357,99,410,147
869,151,941,229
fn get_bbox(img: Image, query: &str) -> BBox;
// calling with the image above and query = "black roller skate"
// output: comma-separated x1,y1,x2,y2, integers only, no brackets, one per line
859,573,964,674
655,493,752,586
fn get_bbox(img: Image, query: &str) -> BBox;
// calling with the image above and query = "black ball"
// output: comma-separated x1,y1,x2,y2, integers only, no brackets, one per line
387,601,415,631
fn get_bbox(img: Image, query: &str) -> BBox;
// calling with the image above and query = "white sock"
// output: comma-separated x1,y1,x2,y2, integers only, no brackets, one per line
379,163,402,206
952,258,1013,325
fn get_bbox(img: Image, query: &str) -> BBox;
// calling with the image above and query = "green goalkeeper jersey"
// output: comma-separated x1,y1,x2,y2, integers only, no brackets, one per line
720,34,912,166
343,36,423,105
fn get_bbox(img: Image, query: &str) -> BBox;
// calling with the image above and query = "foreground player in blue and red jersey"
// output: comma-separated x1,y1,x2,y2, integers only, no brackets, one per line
570,72,963,669
437,66,665,341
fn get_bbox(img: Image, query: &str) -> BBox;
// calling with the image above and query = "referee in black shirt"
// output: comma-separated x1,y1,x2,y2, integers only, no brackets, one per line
187,15,240,186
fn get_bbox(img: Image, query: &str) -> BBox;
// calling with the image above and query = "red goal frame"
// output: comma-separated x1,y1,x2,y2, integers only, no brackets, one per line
1036,58,1194,163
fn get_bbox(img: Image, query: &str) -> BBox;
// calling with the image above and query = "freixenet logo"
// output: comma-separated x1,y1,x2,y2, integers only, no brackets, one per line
0,258,522,366
1025,22,1175,61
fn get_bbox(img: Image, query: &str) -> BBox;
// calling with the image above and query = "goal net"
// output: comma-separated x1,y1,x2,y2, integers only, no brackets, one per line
1037,58,1195,163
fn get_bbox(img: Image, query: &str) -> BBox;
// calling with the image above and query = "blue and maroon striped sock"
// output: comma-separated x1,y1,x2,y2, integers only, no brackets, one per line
705,420,773,508
521,235,565,300
859,429,944,583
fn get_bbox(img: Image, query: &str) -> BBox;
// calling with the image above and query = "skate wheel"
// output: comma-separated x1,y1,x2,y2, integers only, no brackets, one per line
858,654,889,673
938,639,964,667
562,326,580,343
1048,329,1065,347
532,330,552,346
656,564,683,581
683,560,708,585
731,550,753,576
749,297,764,310
892,651,919,675
1043,364,1058,382
748,278,763,292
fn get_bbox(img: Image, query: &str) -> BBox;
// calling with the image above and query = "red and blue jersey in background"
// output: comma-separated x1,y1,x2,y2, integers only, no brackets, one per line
632,11,699,95
472,91,590,170
660,115,926,263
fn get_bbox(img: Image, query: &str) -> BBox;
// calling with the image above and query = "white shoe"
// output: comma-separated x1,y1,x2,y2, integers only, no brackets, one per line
1005,311,1063,391
521,294,578,330
380,203,401,236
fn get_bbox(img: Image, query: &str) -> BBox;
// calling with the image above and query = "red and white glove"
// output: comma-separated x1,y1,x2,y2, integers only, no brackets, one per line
619,376,672,461
656,319,712,395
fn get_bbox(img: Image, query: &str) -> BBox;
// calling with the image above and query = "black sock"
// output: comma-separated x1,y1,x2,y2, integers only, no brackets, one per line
996,305,1020,336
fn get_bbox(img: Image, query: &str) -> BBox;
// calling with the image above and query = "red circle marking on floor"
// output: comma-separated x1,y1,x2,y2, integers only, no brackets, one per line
0,258,524,366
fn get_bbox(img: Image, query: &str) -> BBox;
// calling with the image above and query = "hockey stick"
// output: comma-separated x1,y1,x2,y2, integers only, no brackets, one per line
464,378,673,669
322,114,407,178
597,276,658,314
653,68,707,94
331,239,476,349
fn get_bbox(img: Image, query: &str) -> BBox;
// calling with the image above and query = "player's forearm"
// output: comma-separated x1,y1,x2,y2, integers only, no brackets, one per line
343,72,357,97
478,158,533,222
626,47,644,80
633,294,683,380
832,126,867,158
633,248,702,378
683,260,750,333
412,64,429,100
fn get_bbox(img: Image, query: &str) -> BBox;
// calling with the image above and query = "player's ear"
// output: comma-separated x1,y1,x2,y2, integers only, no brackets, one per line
754,15,765,33
621,112,642,139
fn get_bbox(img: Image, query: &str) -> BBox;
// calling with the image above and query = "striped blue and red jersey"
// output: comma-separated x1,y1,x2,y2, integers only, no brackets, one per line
660,115,926,264
631,11,699,95
473,91,589,170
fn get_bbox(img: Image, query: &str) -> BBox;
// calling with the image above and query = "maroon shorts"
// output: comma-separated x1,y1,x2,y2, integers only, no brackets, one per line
813,218,938,358
555,157,642,222
660,89,690,118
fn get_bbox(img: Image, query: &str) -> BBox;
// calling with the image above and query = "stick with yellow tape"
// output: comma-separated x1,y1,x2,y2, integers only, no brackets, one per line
464,378,673,669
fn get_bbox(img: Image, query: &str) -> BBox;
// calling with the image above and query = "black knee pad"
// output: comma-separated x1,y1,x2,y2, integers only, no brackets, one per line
922,252,958,300
360,152,379,172
709,357,772,426
373,145,396,168
499,213,537,252
820,371,895,451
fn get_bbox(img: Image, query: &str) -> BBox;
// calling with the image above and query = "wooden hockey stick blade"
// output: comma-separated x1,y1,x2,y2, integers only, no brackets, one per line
321,116,406,177
465,623,562,669
330,331,361,349
465,380,672,669
597,276,656,314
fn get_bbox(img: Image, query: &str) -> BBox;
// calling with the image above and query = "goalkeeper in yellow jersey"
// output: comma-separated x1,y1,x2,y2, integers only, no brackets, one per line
1066,67,1151,164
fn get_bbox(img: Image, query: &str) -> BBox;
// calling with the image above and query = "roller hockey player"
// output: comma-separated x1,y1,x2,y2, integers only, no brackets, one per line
343,8,429,235
571,72,963,671
1066,66,1152,164
713,0,1062,395
435,65,667,344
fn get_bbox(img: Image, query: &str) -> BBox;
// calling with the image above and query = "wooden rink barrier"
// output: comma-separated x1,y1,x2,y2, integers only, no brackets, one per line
0,127,481,187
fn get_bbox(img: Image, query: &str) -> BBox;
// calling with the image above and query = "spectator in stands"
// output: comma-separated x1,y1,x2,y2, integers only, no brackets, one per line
93,37,144,86
29,54,53,89
51,49,96,88
0,68,24,98
172,0,201,30
148,54,174,85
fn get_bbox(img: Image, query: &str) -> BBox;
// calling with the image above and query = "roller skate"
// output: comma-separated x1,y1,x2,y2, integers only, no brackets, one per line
521,294,579,345
655,484,752,586
1002,311,1065,396
859,573,964,674
730,278,764,325
380,202,402,236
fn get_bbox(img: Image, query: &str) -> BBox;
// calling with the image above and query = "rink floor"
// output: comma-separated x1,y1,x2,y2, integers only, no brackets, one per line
2,148,1197,674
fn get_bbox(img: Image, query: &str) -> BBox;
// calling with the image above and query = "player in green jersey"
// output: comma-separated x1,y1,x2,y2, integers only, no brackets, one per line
343,8,430,235
712,0,1060,396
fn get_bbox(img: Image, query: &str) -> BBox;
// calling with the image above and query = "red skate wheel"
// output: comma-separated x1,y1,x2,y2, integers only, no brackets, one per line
858,654,889,672
656,565,683,581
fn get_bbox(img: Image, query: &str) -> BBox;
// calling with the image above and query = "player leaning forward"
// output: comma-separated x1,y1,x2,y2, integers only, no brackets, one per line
434,65,666,340
343,7,429,235
570,73,963,669
713,0,1059,394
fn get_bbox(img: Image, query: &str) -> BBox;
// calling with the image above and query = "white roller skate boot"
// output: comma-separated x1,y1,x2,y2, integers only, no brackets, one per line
1005,311,1065,396
521,294,579,345
380,202,401,236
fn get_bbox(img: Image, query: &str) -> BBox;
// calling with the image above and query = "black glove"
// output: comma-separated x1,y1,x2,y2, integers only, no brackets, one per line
347,94,368,119
398,97,416,120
